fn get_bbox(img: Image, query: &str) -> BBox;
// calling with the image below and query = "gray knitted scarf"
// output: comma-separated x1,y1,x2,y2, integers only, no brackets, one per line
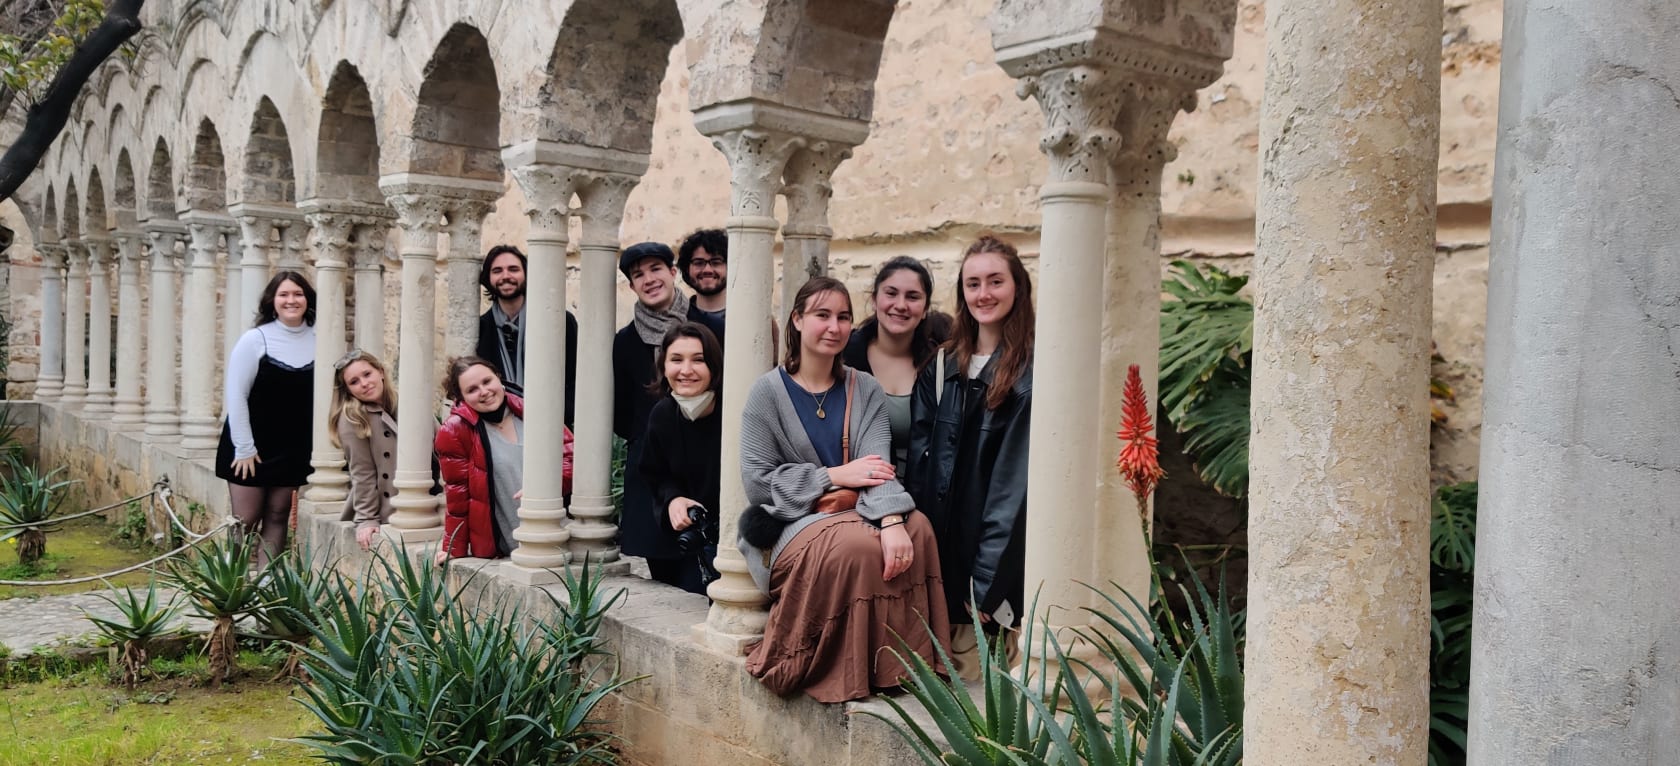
633,289,690,346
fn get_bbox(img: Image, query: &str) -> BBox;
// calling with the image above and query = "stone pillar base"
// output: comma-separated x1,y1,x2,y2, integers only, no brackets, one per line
383,525,443,544
693,623,761,656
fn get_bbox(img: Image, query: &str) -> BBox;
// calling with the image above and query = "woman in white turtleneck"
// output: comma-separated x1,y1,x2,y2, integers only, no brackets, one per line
635,322,723,595
215,271,317,566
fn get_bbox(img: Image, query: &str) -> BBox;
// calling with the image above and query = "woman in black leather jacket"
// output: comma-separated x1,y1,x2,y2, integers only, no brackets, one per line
906,235,1034,647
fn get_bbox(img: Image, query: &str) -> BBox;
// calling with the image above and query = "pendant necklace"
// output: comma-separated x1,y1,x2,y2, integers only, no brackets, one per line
812,387,830,419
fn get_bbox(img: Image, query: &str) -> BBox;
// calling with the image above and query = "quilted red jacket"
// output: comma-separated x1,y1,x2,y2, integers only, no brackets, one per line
434,394,573,559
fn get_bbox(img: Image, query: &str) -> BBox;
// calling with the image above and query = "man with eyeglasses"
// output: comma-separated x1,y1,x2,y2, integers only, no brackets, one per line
476,244,579,427
676,228,727,342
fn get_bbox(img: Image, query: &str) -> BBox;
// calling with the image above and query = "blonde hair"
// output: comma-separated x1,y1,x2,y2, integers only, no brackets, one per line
328,350,397,448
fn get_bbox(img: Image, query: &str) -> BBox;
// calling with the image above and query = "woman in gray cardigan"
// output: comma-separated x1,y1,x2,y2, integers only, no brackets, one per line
739,277,949,703
329,350,398,550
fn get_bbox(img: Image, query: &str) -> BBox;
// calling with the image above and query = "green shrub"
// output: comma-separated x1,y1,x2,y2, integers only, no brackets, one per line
82,579,183,688
1159,261,1253,498
0,455,76,565
290,550,635,765
163,533,275,688
1429,481,1477,766
255,548,330,680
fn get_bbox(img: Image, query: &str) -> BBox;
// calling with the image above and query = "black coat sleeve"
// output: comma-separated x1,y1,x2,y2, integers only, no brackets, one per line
637,402,683,530
565,311,579,428
972,390,1032,615
904,357,941,509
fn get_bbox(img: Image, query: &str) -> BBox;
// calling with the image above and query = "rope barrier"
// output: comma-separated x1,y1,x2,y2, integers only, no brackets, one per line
0,488,158,531
0,477,241,588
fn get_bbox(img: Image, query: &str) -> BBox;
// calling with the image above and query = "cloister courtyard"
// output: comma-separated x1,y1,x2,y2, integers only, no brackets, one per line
0,0,1673,763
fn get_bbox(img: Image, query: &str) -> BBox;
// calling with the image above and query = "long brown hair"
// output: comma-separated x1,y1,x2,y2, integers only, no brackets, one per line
950,235,1034,410
328,350,397,448
783,276,851,380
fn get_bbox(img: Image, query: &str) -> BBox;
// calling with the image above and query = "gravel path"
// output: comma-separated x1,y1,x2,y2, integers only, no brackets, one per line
0,587,212,657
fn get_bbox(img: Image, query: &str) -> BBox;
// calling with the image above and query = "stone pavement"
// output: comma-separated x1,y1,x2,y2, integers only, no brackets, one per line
0,587,211,657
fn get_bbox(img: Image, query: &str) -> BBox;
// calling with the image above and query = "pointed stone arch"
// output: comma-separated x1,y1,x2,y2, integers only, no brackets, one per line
114,151,139,228
539,0,683,153
85,169,109,235
187,119,229,213
408,23,501,180
62,181,81,239
42,186,59,240
147,138,178,221
242,97,298,204
317,62,383,204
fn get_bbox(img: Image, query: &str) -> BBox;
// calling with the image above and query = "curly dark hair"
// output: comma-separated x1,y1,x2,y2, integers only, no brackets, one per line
676,228,727,288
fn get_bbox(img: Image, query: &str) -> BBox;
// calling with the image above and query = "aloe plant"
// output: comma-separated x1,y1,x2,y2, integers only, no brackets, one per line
0,455,76,565
164,533,275,688
255,548,329,680
83,579,183,689
290,549,634,764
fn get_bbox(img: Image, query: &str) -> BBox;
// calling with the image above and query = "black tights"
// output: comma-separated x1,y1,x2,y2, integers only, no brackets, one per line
229,484,296,567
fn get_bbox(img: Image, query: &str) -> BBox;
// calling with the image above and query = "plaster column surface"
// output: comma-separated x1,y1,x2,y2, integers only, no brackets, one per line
35,244,65,401
302,213,353,510
351,227,387,358
83,239,115,414
61,242,88,405
699,123,808,653
111,231,147,425
443,200,495,360
563,173,638,570
779,143,849,316
1245,0,1440,762
380,187,449,541
502,165,579,581
179,219,230,450
143,224,184,436
1469,1,1680,762
236,216,274,331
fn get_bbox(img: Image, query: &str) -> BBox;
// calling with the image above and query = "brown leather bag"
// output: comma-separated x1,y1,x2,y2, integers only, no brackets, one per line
813,371,858,515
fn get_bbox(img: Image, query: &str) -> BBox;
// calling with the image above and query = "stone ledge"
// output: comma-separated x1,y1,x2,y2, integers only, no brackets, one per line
29,401,228,531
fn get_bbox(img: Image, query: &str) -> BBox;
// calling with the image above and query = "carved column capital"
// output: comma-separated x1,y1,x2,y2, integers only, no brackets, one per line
382,193,449,253
84,236,114,268
64,240,89,272
509,163,586,234
113,229,145,265
781,141,855,235
351,224,389,269
575,172,641,247
1017,64,1126,184
444,198,497,248
277,221,310,269
705,127,809,218
306,213,355,271
143,226,183,271
37,242,67,270
184,221,225,268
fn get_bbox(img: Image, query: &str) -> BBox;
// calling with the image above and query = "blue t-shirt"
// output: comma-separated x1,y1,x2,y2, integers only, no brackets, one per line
780,368,847,467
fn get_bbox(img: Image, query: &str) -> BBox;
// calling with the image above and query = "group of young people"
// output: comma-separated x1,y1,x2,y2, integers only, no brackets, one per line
214,229,1035,705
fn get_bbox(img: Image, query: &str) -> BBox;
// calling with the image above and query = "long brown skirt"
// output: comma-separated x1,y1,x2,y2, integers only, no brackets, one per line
746,511,951,703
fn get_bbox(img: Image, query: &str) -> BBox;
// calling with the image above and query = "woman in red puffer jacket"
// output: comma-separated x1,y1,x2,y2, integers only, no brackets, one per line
434,356,572,564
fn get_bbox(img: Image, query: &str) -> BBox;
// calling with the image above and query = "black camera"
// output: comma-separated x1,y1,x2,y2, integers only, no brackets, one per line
676,504,715,555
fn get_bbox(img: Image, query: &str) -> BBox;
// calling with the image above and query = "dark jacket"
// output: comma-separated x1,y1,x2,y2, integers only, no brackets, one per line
476,309,579,427
905,352,1032,625
637,396,722,558
842,315,952,374
435,394,574,559
613,302,725,559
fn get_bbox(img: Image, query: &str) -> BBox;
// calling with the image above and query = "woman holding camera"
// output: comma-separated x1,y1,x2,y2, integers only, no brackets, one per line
637,322,724,595
738,277,948,703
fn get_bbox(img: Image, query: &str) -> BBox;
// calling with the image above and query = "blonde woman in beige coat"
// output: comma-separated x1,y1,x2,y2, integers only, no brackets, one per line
329,350,399,550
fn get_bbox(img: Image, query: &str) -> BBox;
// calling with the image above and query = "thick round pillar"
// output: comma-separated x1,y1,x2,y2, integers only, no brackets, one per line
35,244,66,401
1469,1,1680,761
179,219,227,450
302,214,352,509
83,239,115,414
111,232,147,425
1245,0,1440,760
236,216,273,332
443,201,494,361
143,225,183,436
506,215,573,578
1022,180,1110,645
61,242,88,405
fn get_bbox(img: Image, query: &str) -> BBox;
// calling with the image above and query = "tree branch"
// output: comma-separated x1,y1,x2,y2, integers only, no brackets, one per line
0,0,144,204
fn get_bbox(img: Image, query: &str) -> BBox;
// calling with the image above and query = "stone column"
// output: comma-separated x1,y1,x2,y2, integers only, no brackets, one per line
275,220,309,271
442,200,495,360
35,242,65,401
779,144,850,316
234,213,274,331
143,222,185,437
1244,0,1440,761
180,215,231,450
301,211,354,511
61,240,88,405
221,226,245,366
1470,1,1680,762
502,161,581,581
567,173,638,569
351,225,388,358
378,179,452,540
83,238,114,414
691,103,866,652
111,230,147,426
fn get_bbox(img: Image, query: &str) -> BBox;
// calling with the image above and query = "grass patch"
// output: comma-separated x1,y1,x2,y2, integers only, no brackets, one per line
0,518,155,599
0,650,316,765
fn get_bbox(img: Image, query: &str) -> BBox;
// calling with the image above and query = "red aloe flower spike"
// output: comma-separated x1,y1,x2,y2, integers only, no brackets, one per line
1116,364,1164,538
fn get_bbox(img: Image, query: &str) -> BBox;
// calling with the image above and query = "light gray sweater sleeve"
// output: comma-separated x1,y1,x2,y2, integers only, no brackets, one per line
222,328,266,460
740,376,829,520
851,373,918,521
